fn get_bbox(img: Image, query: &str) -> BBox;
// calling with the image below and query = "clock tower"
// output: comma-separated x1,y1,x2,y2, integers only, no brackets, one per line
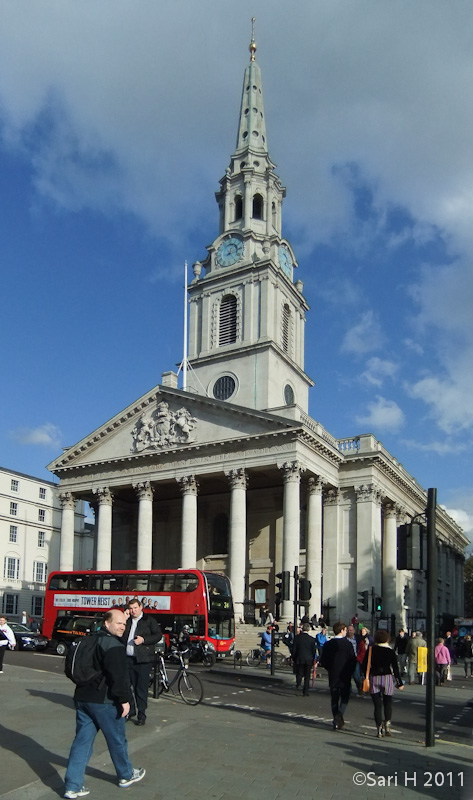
186,25,313,413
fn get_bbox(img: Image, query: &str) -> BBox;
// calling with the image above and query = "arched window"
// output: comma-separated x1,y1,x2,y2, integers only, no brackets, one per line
282,303,291,353
212,513,229,554
234,195,243,220
252,193,263,220
219,295,237,345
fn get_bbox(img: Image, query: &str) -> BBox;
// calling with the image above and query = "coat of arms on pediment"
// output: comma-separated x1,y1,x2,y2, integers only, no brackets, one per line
131,400,197,452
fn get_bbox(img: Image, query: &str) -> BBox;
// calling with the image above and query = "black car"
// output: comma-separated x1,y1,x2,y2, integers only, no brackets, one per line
9,623,49,651
49,614,102,655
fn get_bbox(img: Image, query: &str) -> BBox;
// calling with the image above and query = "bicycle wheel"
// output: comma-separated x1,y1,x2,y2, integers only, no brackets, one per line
273,651,292,671
246,649,261,667
178,670,203,705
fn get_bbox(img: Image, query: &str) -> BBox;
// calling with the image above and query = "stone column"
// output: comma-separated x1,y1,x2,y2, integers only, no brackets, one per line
134,481,154,571
59,492,76,571
94,487,113,571
178,475,198,569
322,488,340,618
382,503,398,621
355,484,383,596
225,468,248,622
306,476,323,617
279,461,305,620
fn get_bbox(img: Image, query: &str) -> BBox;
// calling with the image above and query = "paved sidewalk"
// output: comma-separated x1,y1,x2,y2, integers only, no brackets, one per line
0,663,472,800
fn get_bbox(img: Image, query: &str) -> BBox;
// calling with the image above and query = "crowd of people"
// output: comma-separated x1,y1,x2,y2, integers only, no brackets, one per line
258,608,473,738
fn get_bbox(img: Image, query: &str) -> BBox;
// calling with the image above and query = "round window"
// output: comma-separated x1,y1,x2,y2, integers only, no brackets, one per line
213,375,236,401
284,384,295,405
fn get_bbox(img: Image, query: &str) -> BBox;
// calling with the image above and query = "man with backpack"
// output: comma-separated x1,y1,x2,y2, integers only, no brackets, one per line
63,608,145,799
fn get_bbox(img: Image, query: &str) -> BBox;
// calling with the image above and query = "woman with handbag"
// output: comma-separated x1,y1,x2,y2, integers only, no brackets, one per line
362,629,404,738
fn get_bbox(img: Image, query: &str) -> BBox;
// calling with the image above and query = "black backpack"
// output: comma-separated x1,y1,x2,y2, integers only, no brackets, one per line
65,634,104,686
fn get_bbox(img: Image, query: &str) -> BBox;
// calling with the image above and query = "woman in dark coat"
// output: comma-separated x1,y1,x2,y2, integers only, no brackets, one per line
362,629,404,738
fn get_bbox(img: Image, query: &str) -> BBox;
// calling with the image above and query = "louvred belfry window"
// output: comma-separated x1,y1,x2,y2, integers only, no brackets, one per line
282,303,291,353
219,295,237,345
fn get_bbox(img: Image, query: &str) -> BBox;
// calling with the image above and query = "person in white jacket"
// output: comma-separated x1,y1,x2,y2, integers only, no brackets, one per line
0,615,16,673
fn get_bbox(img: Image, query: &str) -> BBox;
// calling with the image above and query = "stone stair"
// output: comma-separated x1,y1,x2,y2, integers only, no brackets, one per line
234,621,266,656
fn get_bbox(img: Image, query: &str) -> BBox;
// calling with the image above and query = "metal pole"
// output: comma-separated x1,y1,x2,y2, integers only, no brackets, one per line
182,261,188,391
425,488,437,747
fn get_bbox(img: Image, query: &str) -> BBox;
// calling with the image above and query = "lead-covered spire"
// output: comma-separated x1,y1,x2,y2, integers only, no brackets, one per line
234,18,269,157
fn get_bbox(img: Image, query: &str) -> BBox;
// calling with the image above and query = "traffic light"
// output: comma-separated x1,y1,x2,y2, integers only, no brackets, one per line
276,571,291,601
375,595,383,613
358,590,369,612
299,578,312,602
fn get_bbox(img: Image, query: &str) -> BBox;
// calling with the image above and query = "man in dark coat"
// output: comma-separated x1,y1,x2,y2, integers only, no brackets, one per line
125,598,162,725
320,621,357,730
292,622,317,696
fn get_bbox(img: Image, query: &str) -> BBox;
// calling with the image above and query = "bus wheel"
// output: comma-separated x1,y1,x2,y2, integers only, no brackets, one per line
178,671,203,705
56,641,67,656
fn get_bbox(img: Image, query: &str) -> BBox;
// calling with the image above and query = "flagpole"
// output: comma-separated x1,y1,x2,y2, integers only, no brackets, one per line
183,261,188,392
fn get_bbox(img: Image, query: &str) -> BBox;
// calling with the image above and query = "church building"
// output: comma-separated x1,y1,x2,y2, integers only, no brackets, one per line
48,31,467,630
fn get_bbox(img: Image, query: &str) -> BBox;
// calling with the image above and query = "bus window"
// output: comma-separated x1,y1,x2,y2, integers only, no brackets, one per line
175,574,199,593
148,574,175,592
126,575,149,591
205,573,231,597
102,575,126,591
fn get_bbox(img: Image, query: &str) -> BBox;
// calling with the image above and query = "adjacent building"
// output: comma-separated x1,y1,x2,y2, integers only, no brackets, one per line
0,467,91,621
47,34,467,630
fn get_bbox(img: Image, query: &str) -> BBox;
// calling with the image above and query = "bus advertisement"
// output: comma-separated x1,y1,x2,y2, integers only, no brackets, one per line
43,569,235,657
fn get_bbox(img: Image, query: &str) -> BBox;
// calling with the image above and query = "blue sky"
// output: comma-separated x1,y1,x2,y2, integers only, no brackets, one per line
1,1,472,543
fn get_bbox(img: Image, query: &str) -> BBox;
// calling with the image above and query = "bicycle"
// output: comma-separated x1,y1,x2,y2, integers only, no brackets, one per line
245,646,293,671
150,648,204,705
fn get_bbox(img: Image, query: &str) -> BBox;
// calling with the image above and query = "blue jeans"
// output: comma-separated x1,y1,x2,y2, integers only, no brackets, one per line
65,702,133,792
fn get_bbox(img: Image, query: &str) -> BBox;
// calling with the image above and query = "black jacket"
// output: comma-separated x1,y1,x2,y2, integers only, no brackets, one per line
74,629,131,706
320,637,357,688
292,632,317,665
362,644,402,686
124,613,162,663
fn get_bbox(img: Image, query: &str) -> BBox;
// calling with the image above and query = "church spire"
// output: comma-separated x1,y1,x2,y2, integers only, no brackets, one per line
234,18,269,160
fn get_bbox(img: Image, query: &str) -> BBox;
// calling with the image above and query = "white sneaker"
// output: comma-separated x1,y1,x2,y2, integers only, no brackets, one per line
119,768,146,788
64,788,90,799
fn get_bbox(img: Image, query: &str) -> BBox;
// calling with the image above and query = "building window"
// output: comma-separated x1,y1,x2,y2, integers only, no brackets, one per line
10,502,18,517
4,557,20,580
38,509,46,523
11,479,19,492
9,525,18,543
31,596,43,617
219,295,237,345
2,593,18,616
252,193,263,220
281,303,291,353
38,531,46,548
212,513,229,554
213,375,236,401
234,195,243,220
39,487,46,500
33,561,48,583
284,384,295,405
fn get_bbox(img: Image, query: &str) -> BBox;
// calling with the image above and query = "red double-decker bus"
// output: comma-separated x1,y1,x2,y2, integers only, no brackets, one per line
43,569,235,658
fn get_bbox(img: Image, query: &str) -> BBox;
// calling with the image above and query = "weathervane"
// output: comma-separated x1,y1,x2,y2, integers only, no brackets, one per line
250,17,257,61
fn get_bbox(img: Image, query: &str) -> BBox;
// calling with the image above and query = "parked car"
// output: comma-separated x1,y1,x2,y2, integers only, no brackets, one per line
8,623,49,651
49,614,102,655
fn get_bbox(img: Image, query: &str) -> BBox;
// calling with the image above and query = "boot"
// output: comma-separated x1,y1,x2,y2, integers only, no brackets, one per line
376,725,383,738
384,721,392,737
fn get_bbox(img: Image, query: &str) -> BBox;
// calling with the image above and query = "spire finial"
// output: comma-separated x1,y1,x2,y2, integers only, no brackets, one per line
249,17,257,61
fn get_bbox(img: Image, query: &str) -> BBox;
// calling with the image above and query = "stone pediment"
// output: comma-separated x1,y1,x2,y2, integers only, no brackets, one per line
47,384,297,473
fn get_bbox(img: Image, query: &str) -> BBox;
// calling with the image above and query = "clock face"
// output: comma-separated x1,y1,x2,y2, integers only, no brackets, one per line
278,245,293,278
216,236,244,267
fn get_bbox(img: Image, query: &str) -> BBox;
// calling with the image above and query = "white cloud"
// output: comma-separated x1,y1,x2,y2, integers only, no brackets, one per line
360,356,399,388
341,311,385,355
401,439,467,457
11,423,62,449
441,507,473,538
355,395,405,433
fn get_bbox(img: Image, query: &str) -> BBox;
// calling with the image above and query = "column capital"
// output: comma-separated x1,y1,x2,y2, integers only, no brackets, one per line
354,483,382,505
94,487,113,505
279,461,305,483
384,502,405,521
133,481,154,501
58,491,75,510
225,468,248,490
177,475,198,495
307,475,324,496
323,487,339,506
